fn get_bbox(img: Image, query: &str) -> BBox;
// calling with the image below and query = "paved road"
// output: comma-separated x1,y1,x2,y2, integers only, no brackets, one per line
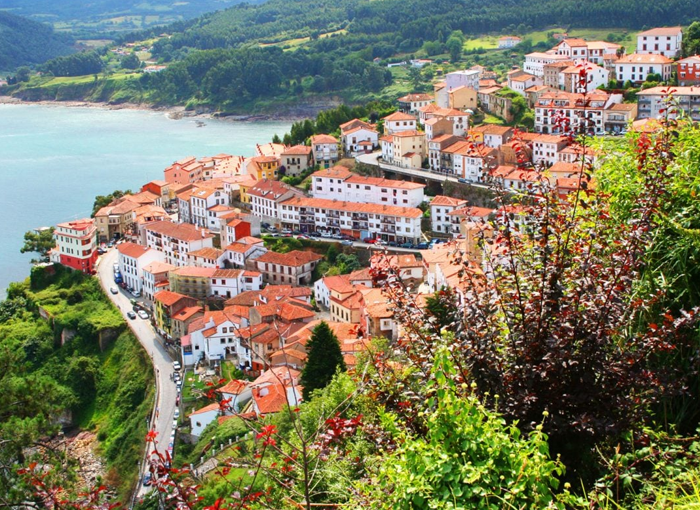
96,248,178,497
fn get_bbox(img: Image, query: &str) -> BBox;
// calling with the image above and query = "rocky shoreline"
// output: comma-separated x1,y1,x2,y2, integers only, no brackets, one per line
0,95,332,122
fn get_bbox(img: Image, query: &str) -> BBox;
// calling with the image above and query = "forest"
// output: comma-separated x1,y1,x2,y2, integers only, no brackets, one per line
0,12,73,71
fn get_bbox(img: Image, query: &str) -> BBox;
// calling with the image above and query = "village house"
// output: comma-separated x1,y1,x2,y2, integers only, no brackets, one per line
469,124,514,149
280,145,314,177
278,196,424,244
187,247,225,268
560,62,610,93
478,87,515,123
534,90,622,135
398,93,434,113
424,116,455,141
248,180,305,222
249,367,303,416
222,236,268,269
221,216,252,246
448,206,493,236
94,200,139,243
330,286,364,324
615,53,673,84
154,290,198,340
380,130,426,168
310,166,426,207
116,242,164,294
177,185,230,231
430,195,468,234
436,140,472,175
453,145,499,182
532,134,571,165
361,287,397,340
498,36,522,49
444,69,480,91
189,403,219,437
254,250,324,286
677,56,700,86
143,221,214,267
314,275,353,309
243,156,279,181
524,52,573,77
636,26,683,59
223,174,259,205
53,219,98,274
310,134,339,168
543,60,575,89
508,73,543,96
210,269,263,300
164,156,204,184
421,107,471,137
171,306,204,345
428,134,463,172
340,120,379,156
141,180,171,203
183,309,250,368
382,111,418,135
525,85,560,108
142,261,175,301
216,379,252,413
168,267,216,301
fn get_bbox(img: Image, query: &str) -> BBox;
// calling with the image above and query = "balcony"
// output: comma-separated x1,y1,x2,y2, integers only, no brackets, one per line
381,217,396,225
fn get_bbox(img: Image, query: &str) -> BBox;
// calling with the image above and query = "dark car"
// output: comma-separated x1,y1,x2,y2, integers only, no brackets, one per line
401,242,414,249
261,222,271,229
127,311,137,320
457,178,468,184
416,242,429,249
387,241,399,247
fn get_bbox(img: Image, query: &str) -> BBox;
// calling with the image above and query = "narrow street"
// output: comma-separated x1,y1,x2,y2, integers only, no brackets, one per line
96,248,178,498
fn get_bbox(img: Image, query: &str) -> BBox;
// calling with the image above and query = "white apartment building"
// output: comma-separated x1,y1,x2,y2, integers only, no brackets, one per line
397,93,434,113
430,195,467,234
532,134,571,166
222,238,268,269
52,219,98,274
524,52,572,77
210,268,263,300
248,180,304,221
183,310,250,367
616,53,673,84
637,26,683,59
279,196,423,244
142,261,175,301
445,69,480,91
560,62,610,93
310,166,426,207
177,185,229,230
636,86,700,122
143,221,214,267
508,73,543,95
534,91,623,136
116,242,164,293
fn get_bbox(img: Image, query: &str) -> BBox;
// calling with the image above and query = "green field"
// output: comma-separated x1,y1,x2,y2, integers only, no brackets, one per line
463,27,635,52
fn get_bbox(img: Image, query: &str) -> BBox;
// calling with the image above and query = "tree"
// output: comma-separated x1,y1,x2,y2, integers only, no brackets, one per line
121,53,141,70
20,228,55,260
91,189,131,217
15,66,31,82
300,321,346,400
272,133,282,144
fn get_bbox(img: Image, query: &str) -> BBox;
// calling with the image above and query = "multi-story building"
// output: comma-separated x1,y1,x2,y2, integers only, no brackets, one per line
677,55,700,86
457,146,499,182
615,53,673,84
53,219,98,274
309,134,339,168
508,73,543,96
534,90,623,136
280,145,314,177
340,120,379,156
543,60,575,89
310,166,426,207
636,86,700,123
560,62,610,93
116,242,164,293
469,124,514,149
382,111,418,135
498,36,522,49
636,26,683,59
428,135,463,172
397,93,434,113
249,180,305,222
279,197,423,244
222,237,268,269
94,200,140,243
169,267,216,301
153,290,198,340
380,130,426,168
421,107,471,137
553,39,622,64
524,52,573,77
143,221,214,267
142,261,175,301
444,69,480,91
177,185,230,230
532,134,571,165
182,310,249,367
244,156,279,181
603,103,638,134
210,269,263,299
430,195,468,234
163,156,204,184
254,250,324,286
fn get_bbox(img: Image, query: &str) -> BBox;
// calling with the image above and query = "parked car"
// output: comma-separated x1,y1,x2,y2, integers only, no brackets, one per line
281,228,292,235
292,230,302,235
97,248,105,255
127,311,137,320
297,234,310,240
341,239,353,246
267,226,278,233
362,237,377,244
174,408,180,419
173,361,181,372
401,242,414,249
107,241,114,248
387,241,399,247
173,419,178,430
132,290,141,298
457,178,468,184
320,231,331,238
416,242,429,249
138,310,149,320
142,473,152,487
261,222,271,229
110,287,118,295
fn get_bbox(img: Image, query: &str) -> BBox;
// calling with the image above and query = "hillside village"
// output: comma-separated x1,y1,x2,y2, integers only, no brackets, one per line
47,24,699,464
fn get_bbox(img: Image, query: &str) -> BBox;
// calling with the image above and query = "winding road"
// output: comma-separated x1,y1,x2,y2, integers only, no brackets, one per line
96,248,178,498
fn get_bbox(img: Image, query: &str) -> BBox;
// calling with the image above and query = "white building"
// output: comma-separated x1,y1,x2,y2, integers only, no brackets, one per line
637,26,683,59
248,180,304,221
430,195,467,234
341,125,379,155
615,53,673,84
397,93,434,113
533,90,623,136
636,86,700,122
143,221,214,267
508,73,543,96
210,268,263,300
310,134,339,168
310,166,426,207
177,185,229,230
524,52,573,77
560,62,610,93
183,310,250,367
382,111,418,134
532,134,571,166
189,403,219,437
142,261,175,301
116,242,164,293
498,36,522,49
222,237,268,269
279,196,423,244
216,380,252,413
445,69,480,91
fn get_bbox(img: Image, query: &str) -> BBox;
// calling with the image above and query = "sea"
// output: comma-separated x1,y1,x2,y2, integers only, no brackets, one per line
0,103,292,299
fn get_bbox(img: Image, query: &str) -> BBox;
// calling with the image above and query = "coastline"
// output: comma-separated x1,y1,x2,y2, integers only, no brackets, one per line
0,95,315,122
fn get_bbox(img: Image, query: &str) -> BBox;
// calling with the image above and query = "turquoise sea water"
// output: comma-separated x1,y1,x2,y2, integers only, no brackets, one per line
0,104,291,298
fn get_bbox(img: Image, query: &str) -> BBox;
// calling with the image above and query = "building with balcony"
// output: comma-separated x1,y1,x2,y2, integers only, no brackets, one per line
116,242,164,293
636,86,700,122
310,134,339,168
254,250,324,286
53,218,98,274
280,145,314,177
143,221,214,267
534,90,623,136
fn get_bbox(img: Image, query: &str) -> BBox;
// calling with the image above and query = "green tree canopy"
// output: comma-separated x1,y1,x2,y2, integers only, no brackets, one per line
20,227,55,260
300,321,346,400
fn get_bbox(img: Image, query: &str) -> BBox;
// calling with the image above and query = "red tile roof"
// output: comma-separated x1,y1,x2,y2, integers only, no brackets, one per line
310,134,338,144
280,196,424,219
145,221,214,241
117,242,152,259
155,290,192,307
256,250,324,267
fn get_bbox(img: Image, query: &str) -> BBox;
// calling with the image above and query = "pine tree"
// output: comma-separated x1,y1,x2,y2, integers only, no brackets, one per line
300,321,346,400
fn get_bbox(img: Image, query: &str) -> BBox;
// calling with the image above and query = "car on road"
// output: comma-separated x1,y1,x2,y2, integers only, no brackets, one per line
127,311,137,320
401,242,414,249
110,287,118,294
132,289,141,298
261,222,271,229
341,239,353,246
457,178,468,184
387,241,399,247
297,234,310,240
320,231,331,238
173,419,178,430
416,242,429,249
362,237,377,244
281,228,292,235
107,241,114,248
267,226,278,233
138,310,149,320
173,361,181,372
176,380,182,390
142,473,152,487
292,230,302,235
174,409,180,420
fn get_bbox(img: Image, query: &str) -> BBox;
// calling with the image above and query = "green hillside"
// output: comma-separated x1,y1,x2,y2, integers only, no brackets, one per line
0,11,74,71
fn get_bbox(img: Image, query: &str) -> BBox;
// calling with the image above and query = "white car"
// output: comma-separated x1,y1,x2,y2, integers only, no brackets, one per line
137,310,149,320
113,263,119,273
174,409,180,419
110,287,118,294
132,290,141,298
173,361,181,372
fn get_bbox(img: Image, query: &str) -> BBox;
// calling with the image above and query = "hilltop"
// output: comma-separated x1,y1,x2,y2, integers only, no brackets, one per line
0,12,74,71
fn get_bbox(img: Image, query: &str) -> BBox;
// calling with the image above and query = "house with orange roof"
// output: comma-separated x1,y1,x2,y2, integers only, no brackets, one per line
254,250,324,286
53,219,98,274
420,106,471,137
164,156,204,184
154,290,198,339
397,93,434,113
222,236,267,269
255,142,286,159
187,247,224,268
498,36,521,49
143,261,175,301
347,268,374,288
330,286,365,324
340,122,379,156
189,403,220,437
469,124,514,149
380,129,426,169
560,62,610,93
360,287,396,340
171,305,204,341
249,180,304,222
676,55,700,86
116,242,164,294
310,168,426,207
177,184,230,231
424,116,454,141
615,53,673,84
314,275,353,309
243,155,279,181
280,145,314,176
429,195,470,234
532,134,571,165
249,367,302,415
534,90,622,136
427,134,463,172
222,174,258,205
143,221,214,267
94,200,140,243
455,145,499,182
382,111,418,135
524,52,573,77
370,253,425,288
216,379,252,413
637,26,683,59
219,215,251,245
508,73,543,96
184,309,250,367
310,134,339,168
278,196,423,245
